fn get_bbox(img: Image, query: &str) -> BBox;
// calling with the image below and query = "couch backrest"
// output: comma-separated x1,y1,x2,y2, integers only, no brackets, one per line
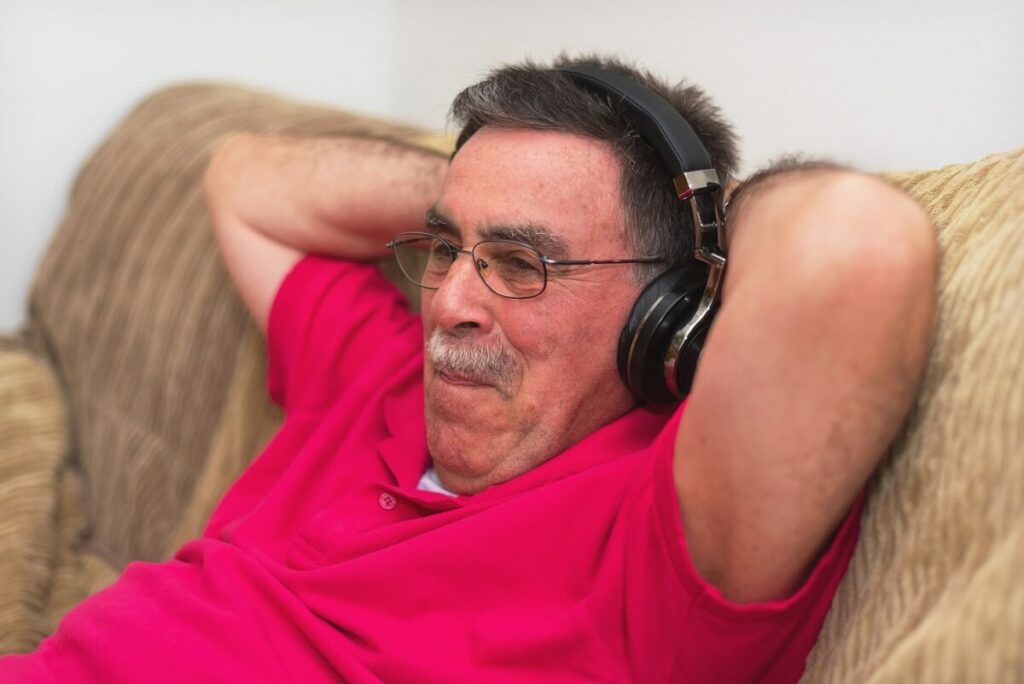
26,84,450,565
801,149,1024,682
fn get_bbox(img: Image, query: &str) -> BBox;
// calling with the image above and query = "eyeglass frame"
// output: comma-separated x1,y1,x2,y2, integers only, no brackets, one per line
385,231,665,299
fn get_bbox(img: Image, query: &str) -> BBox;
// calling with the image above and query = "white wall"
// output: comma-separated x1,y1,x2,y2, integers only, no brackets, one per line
389,0,1024,172
0,0,396,332
2,0,1022,332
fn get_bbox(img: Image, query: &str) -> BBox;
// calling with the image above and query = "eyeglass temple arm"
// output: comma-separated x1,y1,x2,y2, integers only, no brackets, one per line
540,256,664,266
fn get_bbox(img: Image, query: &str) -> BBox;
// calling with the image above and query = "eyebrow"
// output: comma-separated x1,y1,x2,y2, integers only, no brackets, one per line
425,206,571,260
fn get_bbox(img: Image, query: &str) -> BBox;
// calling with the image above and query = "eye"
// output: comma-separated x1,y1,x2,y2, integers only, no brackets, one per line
427,239,452,258
505,255,541,273
493,250,541,274
487,245,544,290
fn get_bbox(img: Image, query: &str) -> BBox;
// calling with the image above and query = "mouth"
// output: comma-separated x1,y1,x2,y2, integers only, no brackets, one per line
437,370,493,388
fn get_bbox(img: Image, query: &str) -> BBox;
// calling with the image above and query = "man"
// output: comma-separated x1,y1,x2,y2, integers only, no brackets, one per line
1,56,936,682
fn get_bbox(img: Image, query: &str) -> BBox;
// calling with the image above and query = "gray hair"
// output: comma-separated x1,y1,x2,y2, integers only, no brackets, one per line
450,54,740,285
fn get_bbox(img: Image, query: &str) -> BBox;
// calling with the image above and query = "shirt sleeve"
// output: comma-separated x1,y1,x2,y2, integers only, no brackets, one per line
645,403,865,682
266,255,421,413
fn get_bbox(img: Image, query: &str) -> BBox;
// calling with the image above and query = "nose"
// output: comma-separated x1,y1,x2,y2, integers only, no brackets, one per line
426,251,495,335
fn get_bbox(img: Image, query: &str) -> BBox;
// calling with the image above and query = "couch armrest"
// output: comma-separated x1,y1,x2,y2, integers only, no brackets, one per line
0,340,67,653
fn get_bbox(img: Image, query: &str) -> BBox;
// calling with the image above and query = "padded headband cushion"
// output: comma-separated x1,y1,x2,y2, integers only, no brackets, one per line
560,64,713,178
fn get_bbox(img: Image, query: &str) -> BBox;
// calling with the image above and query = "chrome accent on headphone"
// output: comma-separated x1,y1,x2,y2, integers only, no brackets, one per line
674,169,727,264
664,260,725,397
673,169,720,198
664,173,728,398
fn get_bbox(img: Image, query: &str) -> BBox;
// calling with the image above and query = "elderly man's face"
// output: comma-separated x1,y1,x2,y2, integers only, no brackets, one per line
421,127,641,494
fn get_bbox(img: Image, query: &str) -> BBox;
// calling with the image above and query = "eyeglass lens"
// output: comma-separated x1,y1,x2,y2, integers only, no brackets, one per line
393,233,546,298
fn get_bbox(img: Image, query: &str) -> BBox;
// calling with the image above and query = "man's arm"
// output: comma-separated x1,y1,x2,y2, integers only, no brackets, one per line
676,165,938,603
203,134,448,331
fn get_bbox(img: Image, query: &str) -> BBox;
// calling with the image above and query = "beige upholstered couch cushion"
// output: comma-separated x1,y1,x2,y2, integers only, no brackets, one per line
801,149,1024,682
0,343,67,652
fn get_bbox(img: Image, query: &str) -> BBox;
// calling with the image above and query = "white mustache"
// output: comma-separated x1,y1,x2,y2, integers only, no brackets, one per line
427,330,516,396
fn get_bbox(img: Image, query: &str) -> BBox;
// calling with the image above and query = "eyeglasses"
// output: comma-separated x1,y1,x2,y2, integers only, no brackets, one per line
386,231,664,299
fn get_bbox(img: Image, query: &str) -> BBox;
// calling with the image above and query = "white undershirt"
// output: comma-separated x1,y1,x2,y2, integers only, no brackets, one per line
416,466,457,497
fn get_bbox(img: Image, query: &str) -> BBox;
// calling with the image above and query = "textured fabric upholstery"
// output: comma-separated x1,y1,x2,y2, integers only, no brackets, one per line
0,342,67,652
0,340,122,651
801,149,1024,682
166,325,281,550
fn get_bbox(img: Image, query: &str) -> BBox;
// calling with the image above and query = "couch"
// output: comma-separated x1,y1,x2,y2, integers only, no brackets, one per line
0,83,1020,682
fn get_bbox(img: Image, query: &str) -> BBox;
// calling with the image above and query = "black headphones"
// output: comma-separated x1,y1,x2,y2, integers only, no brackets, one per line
560,65,728,404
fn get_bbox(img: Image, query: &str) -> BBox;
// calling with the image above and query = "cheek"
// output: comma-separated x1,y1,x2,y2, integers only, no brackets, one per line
498,311,551,366
505,295,629,374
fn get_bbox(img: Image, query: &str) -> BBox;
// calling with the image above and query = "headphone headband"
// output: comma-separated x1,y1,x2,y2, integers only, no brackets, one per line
559,64,712,177
559,65,727,259
559,63,729,401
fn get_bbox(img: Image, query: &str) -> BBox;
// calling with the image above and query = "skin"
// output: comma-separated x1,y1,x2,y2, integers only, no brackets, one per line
419,128,640,494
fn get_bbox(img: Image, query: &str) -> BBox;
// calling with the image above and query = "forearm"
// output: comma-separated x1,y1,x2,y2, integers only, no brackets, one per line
675,164,937,602
204,133,448,259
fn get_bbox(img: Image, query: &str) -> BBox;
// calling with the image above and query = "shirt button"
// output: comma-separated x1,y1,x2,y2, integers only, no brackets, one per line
379,492,397,510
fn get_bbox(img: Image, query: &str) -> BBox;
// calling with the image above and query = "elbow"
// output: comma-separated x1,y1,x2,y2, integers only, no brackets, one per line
203,133,256,231
813,172,938,316
800,173,939,391
734,167,940,373
727,167,938,311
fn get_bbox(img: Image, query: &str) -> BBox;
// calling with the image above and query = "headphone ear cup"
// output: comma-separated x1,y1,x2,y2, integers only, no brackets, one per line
618,266,708,403
617,269,678,383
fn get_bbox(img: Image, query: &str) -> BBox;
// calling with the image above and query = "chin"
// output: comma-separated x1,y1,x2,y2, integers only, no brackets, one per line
426,413,476,467
427,408,527,488
427,428,487,488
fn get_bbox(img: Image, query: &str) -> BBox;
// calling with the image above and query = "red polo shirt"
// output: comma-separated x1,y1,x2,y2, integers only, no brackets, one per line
2,256,862,684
